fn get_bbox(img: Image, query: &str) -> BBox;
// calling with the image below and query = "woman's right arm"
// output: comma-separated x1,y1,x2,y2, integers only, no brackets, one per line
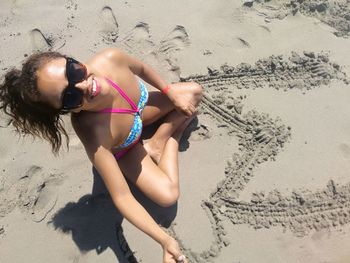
91,145,170,243
88,145,186,262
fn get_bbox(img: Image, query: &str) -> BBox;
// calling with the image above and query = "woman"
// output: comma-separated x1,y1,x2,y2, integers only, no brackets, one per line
0,48,203,263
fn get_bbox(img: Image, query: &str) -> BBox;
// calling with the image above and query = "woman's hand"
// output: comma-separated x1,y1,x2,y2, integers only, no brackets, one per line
162,236,187,263
166,84,197,117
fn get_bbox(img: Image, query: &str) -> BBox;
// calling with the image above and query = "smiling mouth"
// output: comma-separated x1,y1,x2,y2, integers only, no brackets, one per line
90,79,100,98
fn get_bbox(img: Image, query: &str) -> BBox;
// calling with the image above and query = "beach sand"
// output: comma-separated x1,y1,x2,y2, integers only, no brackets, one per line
1,0,350,262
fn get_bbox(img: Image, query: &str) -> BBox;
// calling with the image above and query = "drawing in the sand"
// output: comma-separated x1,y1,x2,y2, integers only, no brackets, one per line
167,52,350,263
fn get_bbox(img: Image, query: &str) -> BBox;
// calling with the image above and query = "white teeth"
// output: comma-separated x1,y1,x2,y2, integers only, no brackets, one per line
92,79,97,96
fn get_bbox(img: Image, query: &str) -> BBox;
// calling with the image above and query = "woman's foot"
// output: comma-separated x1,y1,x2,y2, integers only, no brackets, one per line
144,114,197,164
143,139,164,164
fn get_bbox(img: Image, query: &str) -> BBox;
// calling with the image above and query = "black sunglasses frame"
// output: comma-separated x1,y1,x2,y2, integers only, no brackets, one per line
60,57,87,113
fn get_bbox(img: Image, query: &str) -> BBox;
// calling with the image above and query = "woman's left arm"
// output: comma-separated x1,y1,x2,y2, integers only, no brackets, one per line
106,48,197,116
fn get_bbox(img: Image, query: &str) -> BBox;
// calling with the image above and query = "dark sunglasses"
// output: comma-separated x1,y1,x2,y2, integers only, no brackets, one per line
60,57,87,113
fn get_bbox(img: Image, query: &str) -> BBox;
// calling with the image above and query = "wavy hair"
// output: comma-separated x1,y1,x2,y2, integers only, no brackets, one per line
0,52,69,155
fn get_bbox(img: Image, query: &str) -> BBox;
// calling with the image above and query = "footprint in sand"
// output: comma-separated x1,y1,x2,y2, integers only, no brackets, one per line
121,22,155,54
31,175,61,223
127,22,151,42
24,166,62,222
100,6,119,43
0,165,62,222
30,28,52,52
30,28,65,52
158,25,190,55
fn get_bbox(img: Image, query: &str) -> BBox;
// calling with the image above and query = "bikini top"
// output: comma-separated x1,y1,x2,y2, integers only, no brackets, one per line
99,78,141,115
98,78,148,149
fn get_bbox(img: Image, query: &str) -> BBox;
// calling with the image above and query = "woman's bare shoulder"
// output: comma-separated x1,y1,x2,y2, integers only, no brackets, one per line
87,48,127,66
71,112,114,152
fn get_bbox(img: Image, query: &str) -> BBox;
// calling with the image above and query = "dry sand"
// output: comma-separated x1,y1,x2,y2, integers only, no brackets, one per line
1,0,350,262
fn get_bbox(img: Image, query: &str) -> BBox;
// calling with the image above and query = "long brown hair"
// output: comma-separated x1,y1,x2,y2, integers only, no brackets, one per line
0,52,69,155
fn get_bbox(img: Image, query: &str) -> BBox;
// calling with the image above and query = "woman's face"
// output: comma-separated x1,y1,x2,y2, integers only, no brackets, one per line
36,57,103,112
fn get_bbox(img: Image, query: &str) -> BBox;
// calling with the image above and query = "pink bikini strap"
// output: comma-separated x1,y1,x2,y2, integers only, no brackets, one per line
105,78,138,111
99,108,137,114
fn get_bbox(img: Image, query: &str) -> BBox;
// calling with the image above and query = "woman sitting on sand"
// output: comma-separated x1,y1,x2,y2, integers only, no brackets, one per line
0,48,202,263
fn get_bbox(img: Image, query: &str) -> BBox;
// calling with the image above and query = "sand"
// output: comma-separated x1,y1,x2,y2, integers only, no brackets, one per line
1,0,350,262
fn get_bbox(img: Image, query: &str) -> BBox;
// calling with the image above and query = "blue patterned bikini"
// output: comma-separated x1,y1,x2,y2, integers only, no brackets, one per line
99,78,149,160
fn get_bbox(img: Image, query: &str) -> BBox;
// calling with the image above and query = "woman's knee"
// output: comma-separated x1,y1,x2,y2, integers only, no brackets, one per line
156,185,179,208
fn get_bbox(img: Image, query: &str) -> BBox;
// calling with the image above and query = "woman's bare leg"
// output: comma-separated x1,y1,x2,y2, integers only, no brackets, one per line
144,110,188,163
157,114,196,186
118,114,196,207
143,82,202,163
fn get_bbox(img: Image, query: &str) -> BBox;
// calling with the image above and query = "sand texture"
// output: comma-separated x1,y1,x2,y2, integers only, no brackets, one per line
1,0,350,262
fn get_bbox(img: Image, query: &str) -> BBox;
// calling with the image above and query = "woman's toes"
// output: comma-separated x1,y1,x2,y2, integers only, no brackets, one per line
144,141,162,164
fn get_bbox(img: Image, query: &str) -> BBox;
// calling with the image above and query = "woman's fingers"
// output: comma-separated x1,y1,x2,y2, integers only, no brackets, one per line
179,106,192,117
164,252,185,263
184,104,196,117
177,255,186,262
189,104,196,114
